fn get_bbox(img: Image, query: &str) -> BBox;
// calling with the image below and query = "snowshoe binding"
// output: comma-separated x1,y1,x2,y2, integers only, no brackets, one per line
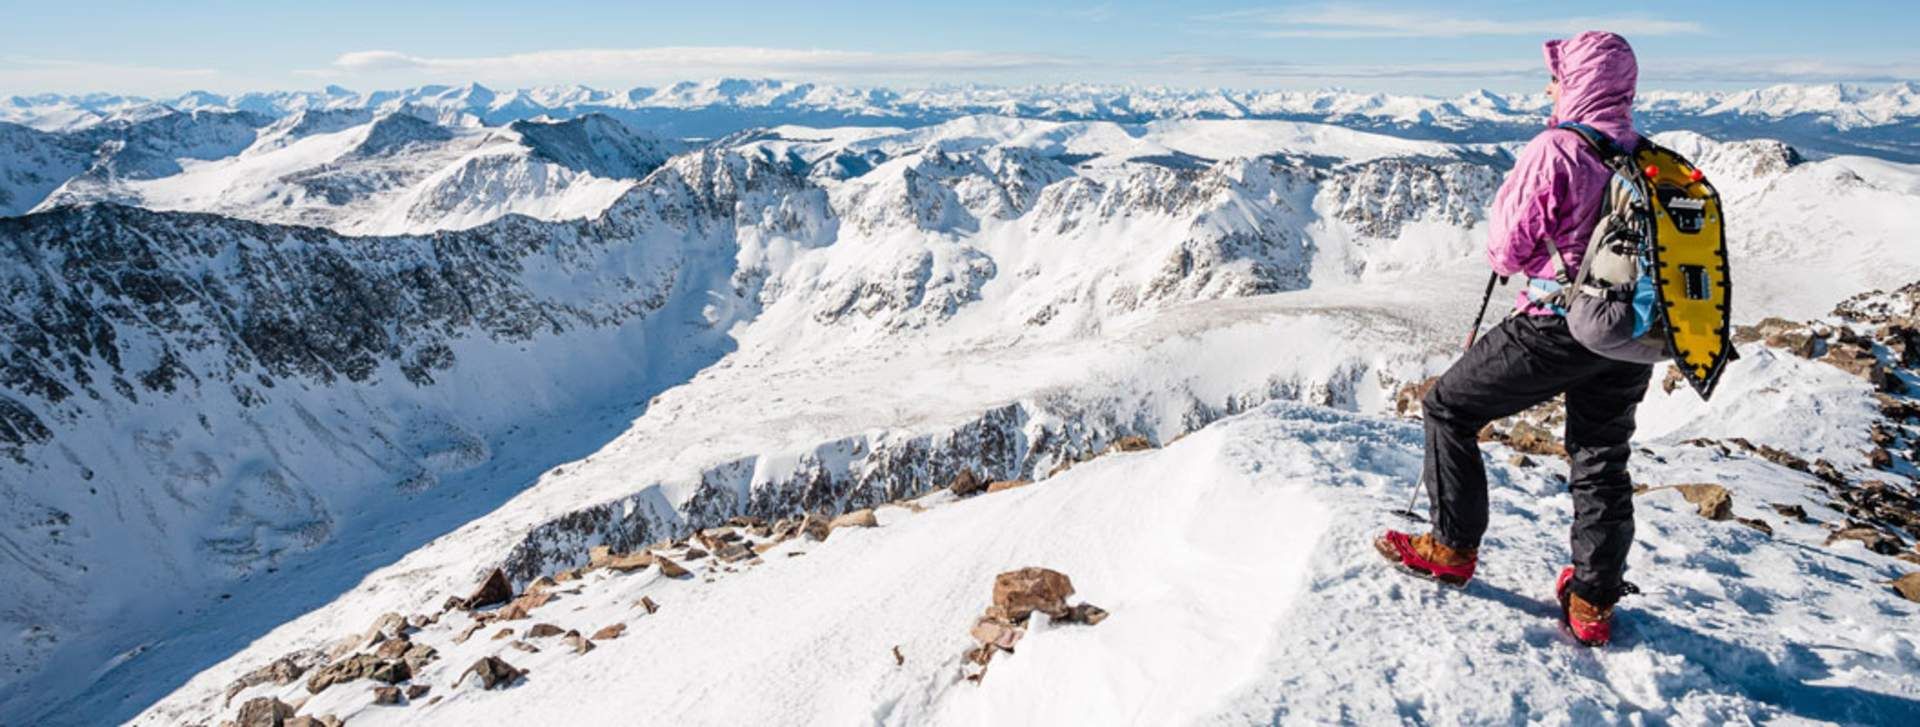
1555,566,1639,647
1374,530,1477,587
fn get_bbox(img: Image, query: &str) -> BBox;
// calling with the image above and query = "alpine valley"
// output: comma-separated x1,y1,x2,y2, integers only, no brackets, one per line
3,80,1920,726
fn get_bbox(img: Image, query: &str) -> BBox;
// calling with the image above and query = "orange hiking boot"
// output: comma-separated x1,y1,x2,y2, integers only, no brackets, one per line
1374,530,1477,586
1555,567,1638,646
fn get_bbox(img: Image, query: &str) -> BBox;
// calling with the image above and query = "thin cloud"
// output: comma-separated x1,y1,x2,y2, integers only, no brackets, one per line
327,47,1080,84
1196,4,1704,39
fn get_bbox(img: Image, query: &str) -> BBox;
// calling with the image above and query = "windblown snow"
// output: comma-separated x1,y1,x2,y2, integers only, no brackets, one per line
2,92,1919,726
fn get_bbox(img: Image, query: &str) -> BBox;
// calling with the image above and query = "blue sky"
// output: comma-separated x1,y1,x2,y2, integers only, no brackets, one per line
1,1,1915,96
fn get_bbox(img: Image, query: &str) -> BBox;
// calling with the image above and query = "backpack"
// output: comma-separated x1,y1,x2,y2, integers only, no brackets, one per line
1526,122,1733,400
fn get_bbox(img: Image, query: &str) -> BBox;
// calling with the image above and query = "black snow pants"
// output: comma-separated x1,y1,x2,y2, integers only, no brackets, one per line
1422,313,1653,607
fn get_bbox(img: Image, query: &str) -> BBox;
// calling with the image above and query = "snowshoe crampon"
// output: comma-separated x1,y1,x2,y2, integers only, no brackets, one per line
1374,530,1476,587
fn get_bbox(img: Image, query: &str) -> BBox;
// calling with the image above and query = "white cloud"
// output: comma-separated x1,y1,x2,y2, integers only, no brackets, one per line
325,47,1078,86
1197,4,1704,39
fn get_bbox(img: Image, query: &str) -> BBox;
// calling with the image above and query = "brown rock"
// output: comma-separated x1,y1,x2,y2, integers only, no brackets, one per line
1669,483,1733,521
373,635,412,660
372,685,402,705
587,545,614,569
1503,421,1567,458
526,623,565,638
682,547,709,560
234,696,297,727
770,519,800,541
497,590,554,621
526,576,558,594
1893,573,1920,603
453,622,485,644
1394,377,1440,418
713,540,756,563
969,616,1024,650
802,512,832,541
1508,454,1536,469
1737,517,1774,536
604,551,655,573
1771,503,1812,522
657,557,691,578
1063,603,1110,625
986,479,1033,493
637,596,660,614
1870,447,1895,470
592,623,627,640
284,716,345,727
564,632,596,654
403,643,438,673
508,640,540,653
1111,435,1153,452
949,469,985,497
306,653,410,694
728,515,767,528
492,627,514,640
407,684,431,700
1661,365,1685,394
1827,525,1904,555
553,568,582,583
462,568,513,611
892,645,905,666
990,568,1075,622
830,509,878,530
458,656,525,690
223,651,323,704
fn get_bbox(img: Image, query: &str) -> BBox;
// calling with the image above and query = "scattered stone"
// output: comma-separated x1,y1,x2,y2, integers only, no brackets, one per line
728,515,767,528
526,623,565,639
989,568,1075,622
408,613,435,630
407,684,431,700
553,568,582,583
563,631,595,654
1653,483,1733,521
496,590,554,621
1110,435,1153,452
682,547,709,561
970,616,1024,650
234,696,297,726
587,545,615,569
604,550,655,573
284,716,345,727
657,557,691,578
713,540,755,563
986,479,1033,493
306,653,410,694
892,645,905,666
372,685,402,705
638,596,660,614
770,518,800,541
1063,603,1110,625
508,640,540,653
1394,377,1440,418
830,508,878,530
1738,517,1774,536
802,512,833,541
453,622,485,644
948,469,985,497
458,656,525,690
403,642,437,673
526,576,558,594
1870,447,1895,470
373,635,412,660
592,623,627,640
1827,525,1904,555
1894,573,1920,603
462,568,513,611
492,627,514,640
1501,421,1567,458
1772,503,1812,522
223,650,324,704
1508,454,1536,469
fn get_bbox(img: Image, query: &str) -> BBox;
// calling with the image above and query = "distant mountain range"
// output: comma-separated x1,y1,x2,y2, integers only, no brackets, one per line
6,79,1920,159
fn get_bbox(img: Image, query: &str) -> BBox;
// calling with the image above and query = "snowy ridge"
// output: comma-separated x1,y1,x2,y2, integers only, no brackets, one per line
8,79,1920,155
20,110,681,234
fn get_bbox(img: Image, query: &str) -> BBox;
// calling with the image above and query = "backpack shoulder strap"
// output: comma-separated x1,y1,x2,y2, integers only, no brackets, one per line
1554,122,1642,174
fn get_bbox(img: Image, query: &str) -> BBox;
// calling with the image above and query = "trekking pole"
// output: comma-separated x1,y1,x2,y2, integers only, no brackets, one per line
1390,272,1506,523
1464,272,1504,351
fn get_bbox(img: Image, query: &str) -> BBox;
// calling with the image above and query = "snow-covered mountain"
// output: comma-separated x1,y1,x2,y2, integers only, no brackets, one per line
16,110,680,234
5,113,1920,725
8,79,1920,158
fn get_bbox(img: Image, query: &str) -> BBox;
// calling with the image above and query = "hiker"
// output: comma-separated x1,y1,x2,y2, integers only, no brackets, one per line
1375,31,1654,647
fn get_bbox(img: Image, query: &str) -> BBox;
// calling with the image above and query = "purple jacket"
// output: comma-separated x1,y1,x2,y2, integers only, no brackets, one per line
1487,31,1640,314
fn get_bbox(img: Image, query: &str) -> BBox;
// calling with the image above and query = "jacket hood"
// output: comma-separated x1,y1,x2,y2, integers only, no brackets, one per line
1544,31,1637,129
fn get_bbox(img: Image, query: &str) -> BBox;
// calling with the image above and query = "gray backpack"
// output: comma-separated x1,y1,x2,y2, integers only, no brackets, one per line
1527,122,1734,399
